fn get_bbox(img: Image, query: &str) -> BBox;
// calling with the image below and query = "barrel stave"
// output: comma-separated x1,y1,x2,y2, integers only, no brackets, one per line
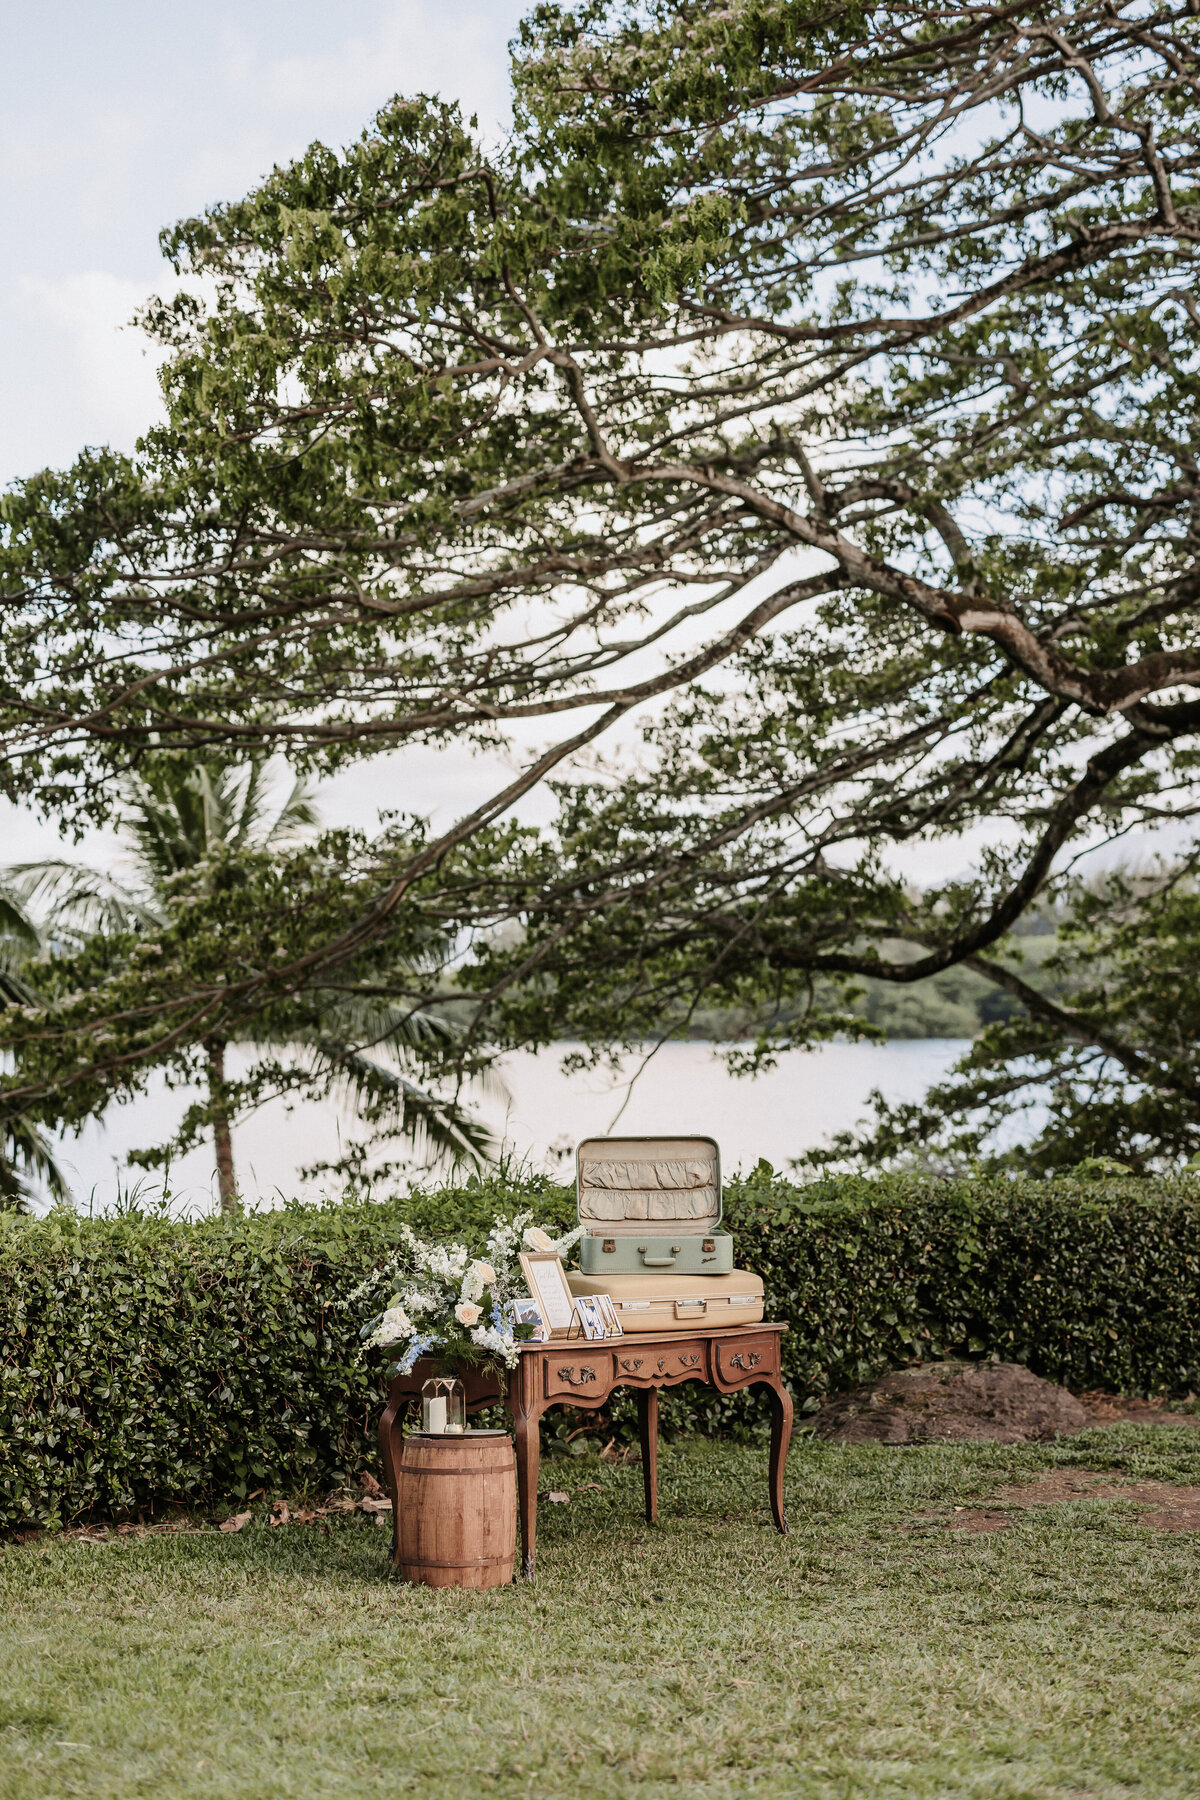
396,1431,516,1589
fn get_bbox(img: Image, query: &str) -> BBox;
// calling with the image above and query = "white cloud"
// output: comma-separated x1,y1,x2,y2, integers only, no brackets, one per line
0,105,149,201
16,271,165,451
222,3,516,138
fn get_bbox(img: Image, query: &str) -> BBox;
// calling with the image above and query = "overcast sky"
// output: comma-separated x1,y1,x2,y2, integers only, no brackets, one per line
1,1,525,484
1,0,531,860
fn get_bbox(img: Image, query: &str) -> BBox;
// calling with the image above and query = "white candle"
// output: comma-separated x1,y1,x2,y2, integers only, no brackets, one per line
426,1395,447,1434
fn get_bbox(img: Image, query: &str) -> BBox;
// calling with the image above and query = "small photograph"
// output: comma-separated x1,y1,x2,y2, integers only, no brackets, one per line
512,1296,548,1343
575,1295,608,1341
595,1293,623,1338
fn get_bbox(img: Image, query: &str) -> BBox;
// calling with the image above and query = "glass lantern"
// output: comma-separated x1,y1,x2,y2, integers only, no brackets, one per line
421,1374,466,1435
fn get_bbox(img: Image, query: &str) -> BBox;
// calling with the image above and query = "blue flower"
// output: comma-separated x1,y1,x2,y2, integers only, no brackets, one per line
397,1332,441,1376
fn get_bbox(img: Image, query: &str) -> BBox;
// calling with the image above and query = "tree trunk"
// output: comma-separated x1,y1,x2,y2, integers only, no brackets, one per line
206,1037,240,1215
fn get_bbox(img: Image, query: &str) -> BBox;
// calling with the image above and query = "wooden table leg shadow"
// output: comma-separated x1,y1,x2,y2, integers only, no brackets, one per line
637,1387,659,1525
379,1323,792,1578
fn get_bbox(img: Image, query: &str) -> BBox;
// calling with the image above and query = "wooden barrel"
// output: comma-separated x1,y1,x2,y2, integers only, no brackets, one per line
396,1429,516,1588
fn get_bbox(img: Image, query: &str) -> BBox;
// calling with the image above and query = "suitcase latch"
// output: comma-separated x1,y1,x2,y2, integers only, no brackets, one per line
602,1239,616,1253
702,1238,715,1252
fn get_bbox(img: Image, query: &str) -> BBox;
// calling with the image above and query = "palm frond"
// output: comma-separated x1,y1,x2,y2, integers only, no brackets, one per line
306,992,460,1054
0,1113,71,1212
0,961,45,1007
7,861,162,939
0,887,41,951
312,1042,496,1167
260,772,321,848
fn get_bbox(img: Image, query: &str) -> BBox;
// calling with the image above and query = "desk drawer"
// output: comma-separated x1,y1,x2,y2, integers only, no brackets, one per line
613,1344,707,1383
714,1335,779,1385
544,1353,615,1399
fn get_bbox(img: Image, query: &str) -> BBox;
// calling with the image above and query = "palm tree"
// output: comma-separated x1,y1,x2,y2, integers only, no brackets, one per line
8,759,494,1213
0,884,70,1210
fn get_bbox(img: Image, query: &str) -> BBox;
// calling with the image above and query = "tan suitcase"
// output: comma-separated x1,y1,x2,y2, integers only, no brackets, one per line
568,1268,764,1333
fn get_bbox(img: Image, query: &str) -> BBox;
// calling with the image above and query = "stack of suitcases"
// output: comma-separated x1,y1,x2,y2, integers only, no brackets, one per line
566,1135,764,1331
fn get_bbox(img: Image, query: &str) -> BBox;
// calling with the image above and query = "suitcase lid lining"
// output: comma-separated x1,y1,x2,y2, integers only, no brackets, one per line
576,1134,722,1232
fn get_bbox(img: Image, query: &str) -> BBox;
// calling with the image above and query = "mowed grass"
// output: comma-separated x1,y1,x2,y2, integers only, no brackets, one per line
2,1428,1199,1800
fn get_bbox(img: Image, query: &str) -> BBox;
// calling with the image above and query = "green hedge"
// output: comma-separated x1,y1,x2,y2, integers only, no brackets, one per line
2,1171,1199,1532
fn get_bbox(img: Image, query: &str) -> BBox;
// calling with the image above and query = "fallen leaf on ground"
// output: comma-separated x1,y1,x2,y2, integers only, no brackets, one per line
579,1482,603,1492
547,1491,570,1504
360,1497,392,1514
359,1471,384,1497
220,1511,251,1534
269,1502,290,1527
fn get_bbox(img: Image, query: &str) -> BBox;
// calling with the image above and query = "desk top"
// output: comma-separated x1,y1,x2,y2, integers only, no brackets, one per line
518,1321,786,1352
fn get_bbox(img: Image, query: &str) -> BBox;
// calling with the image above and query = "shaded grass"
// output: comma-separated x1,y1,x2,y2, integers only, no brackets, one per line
1,1428,1199,1799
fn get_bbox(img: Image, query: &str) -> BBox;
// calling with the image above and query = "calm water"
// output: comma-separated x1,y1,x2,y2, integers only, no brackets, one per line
49,1038,969,1214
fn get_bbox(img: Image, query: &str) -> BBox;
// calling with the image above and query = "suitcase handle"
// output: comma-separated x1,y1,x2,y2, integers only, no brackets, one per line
674,1299,708,1317
638,1245,682,1267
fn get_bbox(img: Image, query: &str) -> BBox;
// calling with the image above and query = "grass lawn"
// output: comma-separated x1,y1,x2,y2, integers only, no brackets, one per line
2,1427,1199,1799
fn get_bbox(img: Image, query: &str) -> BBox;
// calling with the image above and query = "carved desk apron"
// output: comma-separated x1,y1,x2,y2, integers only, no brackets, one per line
378,1322,793,1579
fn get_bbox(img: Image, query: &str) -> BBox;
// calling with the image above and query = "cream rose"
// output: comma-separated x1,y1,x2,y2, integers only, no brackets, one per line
470,1259,496,1286
523,1227,555,1253
455,1301,482,1327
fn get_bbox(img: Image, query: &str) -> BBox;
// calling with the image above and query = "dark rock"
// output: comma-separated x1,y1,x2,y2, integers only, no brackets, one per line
811,1360,1091,1445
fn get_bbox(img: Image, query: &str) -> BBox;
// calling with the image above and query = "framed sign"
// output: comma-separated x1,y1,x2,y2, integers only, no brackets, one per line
518,1252,576,1339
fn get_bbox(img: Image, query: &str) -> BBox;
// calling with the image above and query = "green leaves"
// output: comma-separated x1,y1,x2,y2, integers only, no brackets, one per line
2,1171,1196,1530
1,1,1199,1140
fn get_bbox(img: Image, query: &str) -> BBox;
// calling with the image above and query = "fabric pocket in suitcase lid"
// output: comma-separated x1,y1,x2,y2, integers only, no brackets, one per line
577,1135,722,1233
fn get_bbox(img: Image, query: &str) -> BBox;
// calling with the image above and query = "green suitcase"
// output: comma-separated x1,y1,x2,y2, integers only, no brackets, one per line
576,1135,734,1275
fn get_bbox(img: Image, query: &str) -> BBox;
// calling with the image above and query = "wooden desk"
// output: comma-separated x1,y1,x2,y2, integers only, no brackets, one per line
378,1322,792,1578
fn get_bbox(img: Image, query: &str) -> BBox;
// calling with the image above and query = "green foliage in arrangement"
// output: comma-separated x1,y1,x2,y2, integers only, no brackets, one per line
2,1172,1198,1534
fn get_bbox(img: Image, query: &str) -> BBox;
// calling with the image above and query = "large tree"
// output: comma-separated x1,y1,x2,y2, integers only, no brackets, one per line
2,1,1200,1156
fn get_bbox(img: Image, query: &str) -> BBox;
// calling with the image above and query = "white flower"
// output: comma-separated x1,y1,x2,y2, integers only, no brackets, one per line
523,1226,555,1253
470,1322,519,1368
462,1258,497,1303
375,1304,413,1345
455,1301,482,1327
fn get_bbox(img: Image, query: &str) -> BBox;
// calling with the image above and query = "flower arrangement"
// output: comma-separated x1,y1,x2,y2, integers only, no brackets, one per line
348,1213,583,1375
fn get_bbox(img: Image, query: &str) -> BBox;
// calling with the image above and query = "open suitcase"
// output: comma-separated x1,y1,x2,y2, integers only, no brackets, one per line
568,1268,765,1332
576,1135,734,1275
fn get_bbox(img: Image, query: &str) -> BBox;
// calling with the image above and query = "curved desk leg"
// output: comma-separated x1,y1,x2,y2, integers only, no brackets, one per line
378,1382,404,1566
512,1405,541,1580
637,1386,659,1525
763,1377,793,1534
